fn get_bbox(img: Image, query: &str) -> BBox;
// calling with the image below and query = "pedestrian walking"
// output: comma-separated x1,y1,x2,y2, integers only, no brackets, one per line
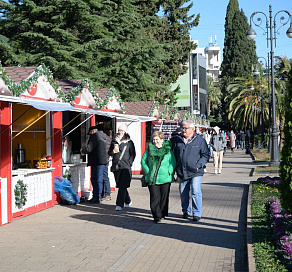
81,125,107,204
96,124,112,201
210,126,226,174
241,131,246,150
229,130,236,153
108,123,136,211
171,120,209,221
141,131,176,223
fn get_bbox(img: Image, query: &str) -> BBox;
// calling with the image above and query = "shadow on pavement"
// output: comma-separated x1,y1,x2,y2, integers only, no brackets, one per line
62,184,249,271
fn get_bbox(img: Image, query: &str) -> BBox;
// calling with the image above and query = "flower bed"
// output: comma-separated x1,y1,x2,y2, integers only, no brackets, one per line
252,176,292,271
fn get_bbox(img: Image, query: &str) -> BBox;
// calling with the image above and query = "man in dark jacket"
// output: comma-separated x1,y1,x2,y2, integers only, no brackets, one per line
172,121,210,221
81,125,107,203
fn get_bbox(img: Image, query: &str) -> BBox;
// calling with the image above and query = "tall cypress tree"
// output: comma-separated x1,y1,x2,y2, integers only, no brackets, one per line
220,0,257,127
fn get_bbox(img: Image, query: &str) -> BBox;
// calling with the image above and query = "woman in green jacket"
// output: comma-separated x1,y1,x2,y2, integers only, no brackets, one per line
141,131,176,223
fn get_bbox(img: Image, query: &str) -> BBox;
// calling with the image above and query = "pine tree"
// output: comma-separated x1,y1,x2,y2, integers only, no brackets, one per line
0,0,198,105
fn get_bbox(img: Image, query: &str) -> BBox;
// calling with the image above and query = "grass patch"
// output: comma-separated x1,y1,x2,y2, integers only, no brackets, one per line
255,165,280,174
252,181,289,271
252,148,271,161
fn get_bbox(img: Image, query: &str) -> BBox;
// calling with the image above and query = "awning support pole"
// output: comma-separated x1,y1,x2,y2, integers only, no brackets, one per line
0,106,33,135
12,110,50,140
46,111,83,141
62,114,93,139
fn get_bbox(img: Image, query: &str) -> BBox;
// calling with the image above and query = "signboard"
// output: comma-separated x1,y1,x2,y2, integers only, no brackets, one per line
151,120,181,140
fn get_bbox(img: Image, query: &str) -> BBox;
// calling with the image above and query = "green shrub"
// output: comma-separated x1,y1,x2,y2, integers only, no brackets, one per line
280,69,292,213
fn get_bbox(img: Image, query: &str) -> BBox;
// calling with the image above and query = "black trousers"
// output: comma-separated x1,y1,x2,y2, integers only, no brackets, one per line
116,188,131,208
148,183,171,219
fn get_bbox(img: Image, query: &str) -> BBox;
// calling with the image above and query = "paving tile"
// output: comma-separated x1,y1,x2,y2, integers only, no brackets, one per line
0,149,259,272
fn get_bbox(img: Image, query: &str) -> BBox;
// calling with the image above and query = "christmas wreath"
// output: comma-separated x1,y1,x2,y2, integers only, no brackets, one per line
14,180,28,208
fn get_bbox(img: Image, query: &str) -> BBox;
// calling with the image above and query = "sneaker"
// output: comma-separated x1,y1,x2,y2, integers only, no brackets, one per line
125,201,132,208
193,216,201,222
115,206,122,211
204,168,207,173
154,218,161,223
105,196,112,201
218,169,222,174
214,169,218,174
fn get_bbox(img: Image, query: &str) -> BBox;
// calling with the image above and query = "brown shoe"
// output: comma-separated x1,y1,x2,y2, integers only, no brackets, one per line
105,196,112,201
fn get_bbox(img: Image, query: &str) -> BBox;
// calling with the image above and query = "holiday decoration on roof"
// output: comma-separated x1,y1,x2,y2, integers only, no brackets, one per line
100,87,125,113
149,101,160,117
65,78,101,108
0,63,66,100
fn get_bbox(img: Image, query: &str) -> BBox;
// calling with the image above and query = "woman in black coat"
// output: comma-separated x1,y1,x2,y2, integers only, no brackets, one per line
108,123,136,211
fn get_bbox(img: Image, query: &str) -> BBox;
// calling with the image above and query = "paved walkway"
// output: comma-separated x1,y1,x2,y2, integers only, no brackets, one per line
0,149,257,272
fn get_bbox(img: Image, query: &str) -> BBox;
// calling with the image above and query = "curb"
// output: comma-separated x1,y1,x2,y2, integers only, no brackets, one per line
247,181,257,272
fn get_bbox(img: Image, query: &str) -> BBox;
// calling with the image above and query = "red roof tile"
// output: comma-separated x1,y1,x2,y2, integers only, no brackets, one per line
124,101,155,116
3,66,37,83
57,80,82,94
95,88,110,99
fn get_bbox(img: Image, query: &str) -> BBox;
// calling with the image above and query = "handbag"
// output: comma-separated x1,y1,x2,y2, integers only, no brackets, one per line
141,174,147,187
110,144,127,172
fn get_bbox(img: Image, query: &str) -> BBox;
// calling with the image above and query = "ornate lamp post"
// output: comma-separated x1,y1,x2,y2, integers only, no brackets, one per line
247,5,292,166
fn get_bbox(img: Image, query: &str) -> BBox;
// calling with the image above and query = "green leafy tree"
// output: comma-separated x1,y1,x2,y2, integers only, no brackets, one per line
280,67,292,212
207,75,222,115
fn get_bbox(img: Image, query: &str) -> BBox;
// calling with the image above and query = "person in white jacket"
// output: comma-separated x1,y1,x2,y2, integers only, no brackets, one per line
210,126,226,174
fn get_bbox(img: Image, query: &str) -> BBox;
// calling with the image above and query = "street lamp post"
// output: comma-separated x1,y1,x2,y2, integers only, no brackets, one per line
247,5,292,166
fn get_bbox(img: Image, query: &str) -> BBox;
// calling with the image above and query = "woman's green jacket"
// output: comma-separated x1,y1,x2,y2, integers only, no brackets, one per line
141,140,176,185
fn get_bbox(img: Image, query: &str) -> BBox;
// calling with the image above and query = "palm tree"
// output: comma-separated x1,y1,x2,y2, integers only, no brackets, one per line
274,55,292,146
207,76,222,115
227,77,269,132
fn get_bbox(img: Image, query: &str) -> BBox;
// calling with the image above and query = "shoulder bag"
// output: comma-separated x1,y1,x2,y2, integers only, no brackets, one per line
110,144,127,172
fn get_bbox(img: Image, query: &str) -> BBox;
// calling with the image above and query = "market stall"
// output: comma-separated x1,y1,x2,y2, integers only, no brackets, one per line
58,82,115,198
0,65,66,223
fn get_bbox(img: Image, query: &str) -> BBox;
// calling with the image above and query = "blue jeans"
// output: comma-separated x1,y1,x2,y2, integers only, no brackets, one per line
178,176,203,217
103,161,111,197
91,165,105,200
208,144,213,158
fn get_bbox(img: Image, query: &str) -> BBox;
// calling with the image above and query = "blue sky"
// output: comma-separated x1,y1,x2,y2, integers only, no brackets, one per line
190,0,292,61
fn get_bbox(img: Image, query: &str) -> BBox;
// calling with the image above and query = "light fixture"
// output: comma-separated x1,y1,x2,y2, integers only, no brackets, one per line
253,65,260,76
246,27,257,40
286,23,292,38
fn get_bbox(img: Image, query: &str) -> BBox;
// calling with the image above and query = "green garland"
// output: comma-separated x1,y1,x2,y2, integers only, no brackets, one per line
170,107,179,120
0,62,66,100
14,180,28,208
65,78,101,108
160,104,170,119
100,87,126,113
149,101,160,117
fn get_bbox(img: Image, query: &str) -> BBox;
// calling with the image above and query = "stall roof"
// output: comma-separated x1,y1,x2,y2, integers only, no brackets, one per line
124,101,155,116
3,67,36,83
0,95,114,118
110,111,157,122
